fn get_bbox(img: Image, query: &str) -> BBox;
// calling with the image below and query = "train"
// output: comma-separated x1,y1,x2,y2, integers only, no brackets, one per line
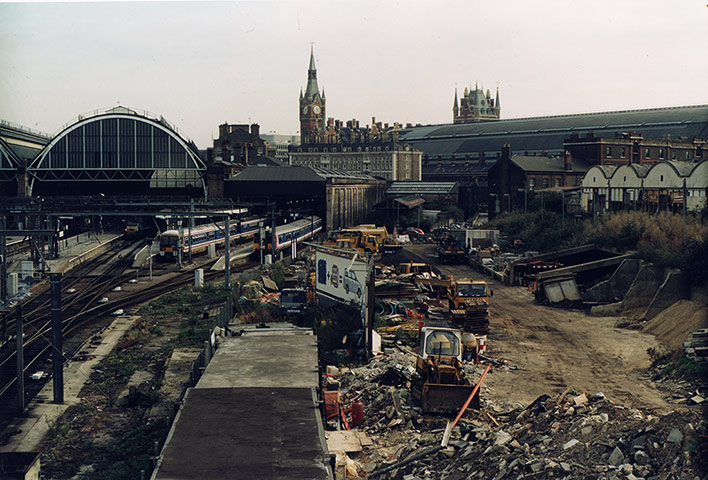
159,215,323,259
267,216,324,252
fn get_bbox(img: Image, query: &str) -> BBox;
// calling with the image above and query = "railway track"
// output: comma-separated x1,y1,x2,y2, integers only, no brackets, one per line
0,240,143,423
0,251,257,434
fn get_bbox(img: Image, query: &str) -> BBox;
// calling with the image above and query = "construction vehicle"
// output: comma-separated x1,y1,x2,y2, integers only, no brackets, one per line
397,262,453,293
411,326,479,413
437,230,467,264
447,279,492,333
343,224,403,253
322,230,379,255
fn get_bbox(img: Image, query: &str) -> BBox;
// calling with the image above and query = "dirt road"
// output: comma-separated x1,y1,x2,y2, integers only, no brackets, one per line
404,244,672,412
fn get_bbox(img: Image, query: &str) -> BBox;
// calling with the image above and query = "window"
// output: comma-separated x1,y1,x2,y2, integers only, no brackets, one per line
660,175,664,182
671,151,676,160
554,177,561,187
645,148,650,159
605,146,611,158
620,147,626,158
659,149,664,159
542,178,549,188
529,178,535,188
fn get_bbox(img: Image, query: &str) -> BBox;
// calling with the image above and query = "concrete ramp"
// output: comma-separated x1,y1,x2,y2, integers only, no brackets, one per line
621,265,670,311
643,270,688,321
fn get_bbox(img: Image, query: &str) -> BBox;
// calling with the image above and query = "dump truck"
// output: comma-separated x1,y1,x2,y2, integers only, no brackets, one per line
437,230,467,264
411,326,479,413
447,279,492,333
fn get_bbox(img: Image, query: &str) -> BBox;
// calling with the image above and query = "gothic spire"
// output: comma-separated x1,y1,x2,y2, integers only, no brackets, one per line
304,45,320,100
453,88,459,116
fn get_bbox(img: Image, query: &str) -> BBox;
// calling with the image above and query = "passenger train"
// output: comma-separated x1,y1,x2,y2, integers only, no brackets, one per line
159,215,323,259
159,216,266,258
266,216,324,251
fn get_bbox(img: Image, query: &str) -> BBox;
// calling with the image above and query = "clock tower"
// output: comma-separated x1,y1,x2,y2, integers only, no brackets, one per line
299,46,326,144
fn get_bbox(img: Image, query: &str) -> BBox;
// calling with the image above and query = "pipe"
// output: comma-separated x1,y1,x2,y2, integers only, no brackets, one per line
451,364,491,429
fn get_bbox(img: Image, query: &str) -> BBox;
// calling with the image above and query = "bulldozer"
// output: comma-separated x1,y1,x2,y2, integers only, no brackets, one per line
447,279,492,333
411,326,479,413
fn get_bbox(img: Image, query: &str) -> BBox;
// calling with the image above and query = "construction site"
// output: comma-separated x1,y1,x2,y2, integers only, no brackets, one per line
0,222,706,480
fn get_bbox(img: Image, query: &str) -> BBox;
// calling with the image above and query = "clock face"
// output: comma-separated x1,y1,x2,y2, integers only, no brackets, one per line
302,105,308,114
314,105,321,114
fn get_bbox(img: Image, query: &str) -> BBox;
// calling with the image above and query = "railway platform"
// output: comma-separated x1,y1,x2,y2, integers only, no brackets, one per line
3,232,125,307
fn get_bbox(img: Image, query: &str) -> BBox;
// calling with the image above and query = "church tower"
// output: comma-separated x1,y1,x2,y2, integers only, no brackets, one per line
299,46,326,144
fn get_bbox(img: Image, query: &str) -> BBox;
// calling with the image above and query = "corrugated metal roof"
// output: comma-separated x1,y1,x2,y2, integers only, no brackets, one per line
402,105,708,160
386,181,457,195
230,165,376,182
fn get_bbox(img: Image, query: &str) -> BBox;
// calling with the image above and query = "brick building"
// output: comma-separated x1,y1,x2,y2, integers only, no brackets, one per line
292,47,421,181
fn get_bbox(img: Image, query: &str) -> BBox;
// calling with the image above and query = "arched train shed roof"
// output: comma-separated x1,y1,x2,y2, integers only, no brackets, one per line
29,107,206,196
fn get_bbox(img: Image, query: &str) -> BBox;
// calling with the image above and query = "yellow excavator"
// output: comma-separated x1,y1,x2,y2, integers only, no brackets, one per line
411,326,479,413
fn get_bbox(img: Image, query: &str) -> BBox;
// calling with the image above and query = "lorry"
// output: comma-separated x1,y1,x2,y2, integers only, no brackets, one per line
447,279,492,333
437,230,468,264
411,326,480,413
279,287,309,316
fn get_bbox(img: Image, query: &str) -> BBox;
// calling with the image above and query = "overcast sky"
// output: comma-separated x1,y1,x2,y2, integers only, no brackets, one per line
1,1,707,148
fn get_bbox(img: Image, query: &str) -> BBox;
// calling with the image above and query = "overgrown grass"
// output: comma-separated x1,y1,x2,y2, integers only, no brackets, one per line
490,210,708,285
76,419,170,480
649,349,708,381
138,283,231,316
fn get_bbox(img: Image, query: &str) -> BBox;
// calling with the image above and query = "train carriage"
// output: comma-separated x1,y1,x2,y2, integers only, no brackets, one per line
159,216,266,258
267,217,324,252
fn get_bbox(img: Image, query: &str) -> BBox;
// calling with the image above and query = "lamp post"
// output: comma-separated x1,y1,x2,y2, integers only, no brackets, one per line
417,195,421,228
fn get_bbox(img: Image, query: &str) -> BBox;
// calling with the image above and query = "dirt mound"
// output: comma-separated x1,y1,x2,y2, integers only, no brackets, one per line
641,300,708,351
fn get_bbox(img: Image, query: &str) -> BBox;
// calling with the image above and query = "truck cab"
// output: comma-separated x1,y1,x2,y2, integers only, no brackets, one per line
279,288,308,316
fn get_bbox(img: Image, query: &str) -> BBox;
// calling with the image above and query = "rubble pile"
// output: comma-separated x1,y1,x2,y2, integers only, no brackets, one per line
332,351,707,480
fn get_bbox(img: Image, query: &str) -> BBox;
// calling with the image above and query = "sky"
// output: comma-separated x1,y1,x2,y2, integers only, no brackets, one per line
1,0,707,148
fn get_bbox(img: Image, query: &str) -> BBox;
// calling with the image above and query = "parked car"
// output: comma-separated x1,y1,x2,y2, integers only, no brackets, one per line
402,227,426,241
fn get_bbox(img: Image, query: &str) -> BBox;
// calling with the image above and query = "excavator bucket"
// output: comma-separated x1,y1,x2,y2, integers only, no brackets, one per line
420,382,479,413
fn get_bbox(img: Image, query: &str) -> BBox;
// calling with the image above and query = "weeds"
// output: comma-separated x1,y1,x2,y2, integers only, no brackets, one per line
76,419,169,480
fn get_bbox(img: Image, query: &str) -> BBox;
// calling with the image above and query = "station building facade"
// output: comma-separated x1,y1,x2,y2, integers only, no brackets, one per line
582,160,708,214
225,166,386,231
